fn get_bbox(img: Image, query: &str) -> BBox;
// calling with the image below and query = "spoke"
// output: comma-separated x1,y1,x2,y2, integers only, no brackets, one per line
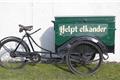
70,54,80,63
88,58,100,64
82,65,93,72
70,58,80,63
92,59,100,62
3,45,11,53
70,52,80,55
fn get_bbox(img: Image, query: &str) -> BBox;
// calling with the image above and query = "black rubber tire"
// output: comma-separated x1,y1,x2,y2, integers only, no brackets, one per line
0,37,30,69
66,41,103,76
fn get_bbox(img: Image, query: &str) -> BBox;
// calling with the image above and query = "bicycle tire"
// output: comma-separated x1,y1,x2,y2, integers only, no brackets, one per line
66,41,103,76
0,36,30,69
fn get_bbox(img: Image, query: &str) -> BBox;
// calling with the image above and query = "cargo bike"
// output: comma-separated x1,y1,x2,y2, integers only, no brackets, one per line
0,16,115,76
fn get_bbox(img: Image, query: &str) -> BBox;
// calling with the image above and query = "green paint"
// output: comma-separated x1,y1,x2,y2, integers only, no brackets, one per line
54,16,115,48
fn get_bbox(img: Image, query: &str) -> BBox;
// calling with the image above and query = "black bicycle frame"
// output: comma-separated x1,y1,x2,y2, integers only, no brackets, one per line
13,29,55,58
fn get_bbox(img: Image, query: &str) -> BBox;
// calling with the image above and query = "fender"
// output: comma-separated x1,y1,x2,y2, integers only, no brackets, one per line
57,36,108,56
0,36,30,52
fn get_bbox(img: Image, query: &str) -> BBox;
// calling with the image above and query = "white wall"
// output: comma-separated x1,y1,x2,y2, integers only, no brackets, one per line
0,0,120,62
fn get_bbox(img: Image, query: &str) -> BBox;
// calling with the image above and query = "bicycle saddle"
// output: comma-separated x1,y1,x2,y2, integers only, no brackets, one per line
19,24,33,32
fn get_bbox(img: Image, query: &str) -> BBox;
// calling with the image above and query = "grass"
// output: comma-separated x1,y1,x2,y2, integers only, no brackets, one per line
0,63,120,80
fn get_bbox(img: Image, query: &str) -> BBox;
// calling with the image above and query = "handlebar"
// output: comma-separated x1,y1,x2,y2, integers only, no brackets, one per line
29,28,41,35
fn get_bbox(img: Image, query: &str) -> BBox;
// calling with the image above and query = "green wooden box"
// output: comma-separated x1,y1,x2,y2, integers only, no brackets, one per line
53,16,115,52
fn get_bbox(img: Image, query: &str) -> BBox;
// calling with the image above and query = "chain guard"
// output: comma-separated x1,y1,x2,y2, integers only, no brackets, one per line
10,51,41,63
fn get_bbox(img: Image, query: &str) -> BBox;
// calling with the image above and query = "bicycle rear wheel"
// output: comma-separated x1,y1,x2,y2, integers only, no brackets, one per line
0,37,30,69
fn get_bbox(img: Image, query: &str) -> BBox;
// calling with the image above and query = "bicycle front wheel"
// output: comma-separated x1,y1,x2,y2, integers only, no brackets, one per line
66,41,103,76
0,37,30,69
